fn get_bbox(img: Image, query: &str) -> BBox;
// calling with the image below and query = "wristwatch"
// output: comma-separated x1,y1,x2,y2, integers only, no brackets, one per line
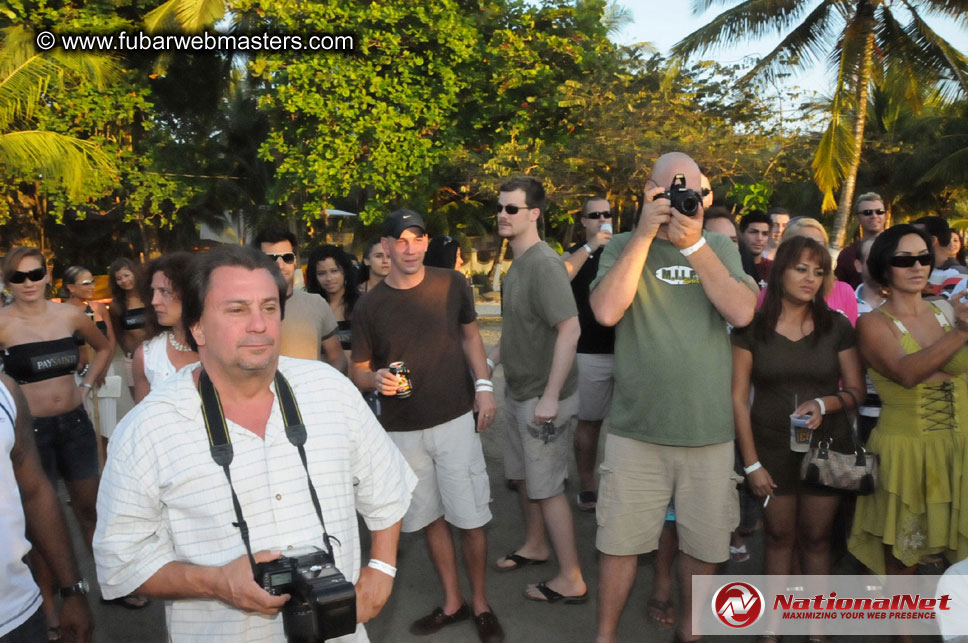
59,579,89,598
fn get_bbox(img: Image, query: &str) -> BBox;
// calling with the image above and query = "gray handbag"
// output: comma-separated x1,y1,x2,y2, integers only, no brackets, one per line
800,391,879,494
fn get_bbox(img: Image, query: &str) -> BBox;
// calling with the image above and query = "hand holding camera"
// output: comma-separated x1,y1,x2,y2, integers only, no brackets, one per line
637,185,672,240
216,550,289,616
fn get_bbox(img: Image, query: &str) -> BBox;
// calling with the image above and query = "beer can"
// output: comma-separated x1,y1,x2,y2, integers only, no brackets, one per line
388,361,413,399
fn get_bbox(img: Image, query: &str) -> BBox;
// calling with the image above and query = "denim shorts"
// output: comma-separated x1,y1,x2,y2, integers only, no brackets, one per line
33,406,99,484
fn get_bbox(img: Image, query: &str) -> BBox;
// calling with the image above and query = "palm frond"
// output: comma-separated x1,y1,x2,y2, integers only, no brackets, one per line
671,0,810,61
145,0,226,34
812,110,854,211
919,145,968,184
0,26,118,130
0,130,115,199
901,1,968,98
740,0,841,84
911,0,968,26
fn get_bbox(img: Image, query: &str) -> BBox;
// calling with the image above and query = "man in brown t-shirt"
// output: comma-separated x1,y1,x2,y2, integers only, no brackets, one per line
350,209,504,643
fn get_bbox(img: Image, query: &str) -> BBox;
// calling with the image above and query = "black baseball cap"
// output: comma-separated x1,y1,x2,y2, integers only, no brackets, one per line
383,209,427,238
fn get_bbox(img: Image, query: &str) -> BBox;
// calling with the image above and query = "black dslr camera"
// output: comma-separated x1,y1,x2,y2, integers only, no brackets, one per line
257,549,356,642
657,173,702,216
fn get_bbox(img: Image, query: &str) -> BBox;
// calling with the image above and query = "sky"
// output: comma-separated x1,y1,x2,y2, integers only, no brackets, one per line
614,0,968,97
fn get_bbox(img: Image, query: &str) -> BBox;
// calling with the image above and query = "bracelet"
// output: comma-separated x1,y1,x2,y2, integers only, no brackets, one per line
486,358,495,372
743,461,762,475
475,378,494,393
813,397,827,416
79,382,93,390
679,237,707,257
368,559,397,578
583,244,593,254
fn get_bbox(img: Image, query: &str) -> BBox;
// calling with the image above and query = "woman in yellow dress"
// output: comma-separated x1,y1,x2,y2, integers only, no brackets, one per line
849,224,968,575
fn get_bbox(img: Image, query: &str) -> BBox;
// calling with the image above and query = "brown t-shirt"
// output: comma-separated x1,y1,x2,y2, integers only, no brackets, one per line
352,267,477,432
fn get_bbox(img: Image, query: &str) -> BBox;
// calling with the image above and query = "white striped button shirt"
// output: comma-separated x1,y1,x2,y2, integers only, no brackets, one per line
94,357,416,642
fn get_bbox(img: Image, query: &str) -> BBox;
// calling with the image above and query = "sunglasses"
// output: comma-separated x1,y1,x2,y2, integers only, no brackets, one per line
888,253,932,268
859,208,886,217
8,266,47,284
497,204,530,215
79,279,95,286
584,211,612,220
265,253,296,265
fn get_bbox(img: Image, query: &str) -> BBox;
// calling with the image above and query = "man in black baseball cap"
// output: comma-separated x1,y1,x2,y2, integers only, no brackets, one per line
383,209,426,238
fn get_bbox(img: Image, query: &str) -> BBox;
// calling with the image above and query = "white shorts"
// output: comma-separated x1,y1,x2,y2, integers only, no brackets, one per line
576,353,614,421
389,412,492,533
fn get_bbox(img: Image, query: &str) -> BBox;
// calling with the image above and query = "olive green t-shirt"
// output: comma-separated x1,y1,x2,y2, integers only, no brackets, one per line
592,231,753,446
500,241,579,401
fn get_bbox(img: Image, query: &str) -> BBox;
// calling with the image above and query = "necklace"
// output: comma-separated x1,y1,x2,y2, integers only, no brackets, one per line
167,330,193,352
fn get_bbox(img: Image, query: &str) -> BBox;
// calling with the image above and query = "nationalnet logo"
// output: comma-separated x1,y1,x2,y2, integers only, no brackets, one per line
696,575,965,636
712,581,765,628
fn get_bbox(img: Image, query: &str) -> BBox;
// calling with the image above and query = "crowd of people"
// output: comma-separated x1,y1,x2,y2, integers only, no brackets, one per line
1,151,967,643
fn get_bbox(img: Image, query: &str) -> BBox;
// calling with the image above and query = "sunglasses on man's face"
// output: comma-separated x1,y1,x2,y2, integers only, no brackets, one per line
584,211,612,220
496,204,530,215
8,266,46,284
266,253,296,265
79,279,95,287
859,208,886,217
888,253,932,268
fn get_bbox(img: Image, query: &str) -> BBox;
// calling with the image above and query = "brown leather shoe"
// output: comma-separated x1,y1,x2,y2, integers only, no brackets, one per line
409,603,470,635
473,610,505,643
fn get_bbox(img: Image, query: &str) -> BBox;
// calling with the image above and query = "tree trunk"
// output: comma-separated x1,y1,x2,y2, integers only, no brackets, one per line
830,27,875,252
488,238,508,293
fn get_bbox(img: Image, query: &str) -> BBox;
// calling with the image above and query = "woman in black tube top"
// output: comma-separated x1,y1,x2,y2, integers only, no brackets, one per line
0,247,115,633
107,258,147,398
63,265,117,386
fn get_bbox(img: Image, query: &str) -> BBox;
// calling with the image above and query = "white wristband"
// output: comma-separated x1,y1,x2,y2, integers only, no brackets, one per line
368,559,396,578
583,244,593,254
486,358,495,372
814,397,826,416
474,379,493,387
679,237,707,257
743,461,762,475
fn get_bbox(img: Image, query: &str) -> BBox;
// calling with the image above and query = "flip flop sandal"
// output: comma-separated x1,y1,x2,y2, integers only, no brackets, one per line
524,581,588,604
646,598,676,628
495,552,549,572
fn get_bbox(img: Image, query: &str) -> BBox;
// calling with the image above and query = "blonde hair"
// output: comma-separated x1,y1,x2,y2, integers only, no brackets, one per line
780,217,829,245
778,217,834,296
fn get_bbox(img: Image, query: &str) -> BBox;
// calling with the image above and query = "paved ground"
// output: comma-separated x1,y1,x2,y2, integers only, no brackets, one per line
60,313,931,642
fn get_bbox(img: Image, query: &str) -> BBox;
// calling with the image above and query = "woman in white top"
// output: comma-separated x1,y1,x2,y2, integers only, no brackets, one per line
132,253,199,403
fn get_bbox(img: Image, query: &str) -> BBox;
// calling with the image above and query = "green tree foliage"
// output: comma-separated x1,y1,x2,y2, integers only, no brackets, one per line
672,0,968,249
238,0,476,227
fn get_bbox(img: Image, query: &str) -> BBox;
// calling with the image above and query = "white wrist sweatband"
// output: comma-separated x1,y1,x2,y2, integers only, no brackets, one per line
583,244,593,254
814,397,826,416
743,461,762,475
679,237,707,257
475,378,494,392
368,559,396,578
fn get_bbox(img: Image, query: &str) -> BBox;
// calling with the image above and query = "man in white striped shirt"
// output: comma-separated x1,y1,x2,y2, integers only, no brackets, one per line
93,246,416,642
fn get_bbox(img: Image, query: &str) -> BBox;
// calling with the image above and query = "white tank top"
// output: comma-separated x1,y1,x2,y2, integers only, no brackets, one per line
143,333,198,389
0,382,43,636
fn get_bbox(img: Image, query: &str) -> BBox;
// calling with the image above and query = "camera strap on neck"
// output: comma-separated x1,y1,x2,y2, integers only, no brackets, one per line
198,369,339,578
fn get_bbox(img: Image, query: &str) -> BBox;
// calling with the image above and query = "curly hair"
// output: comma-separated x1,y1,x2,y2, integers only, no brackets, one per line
305,244,360,319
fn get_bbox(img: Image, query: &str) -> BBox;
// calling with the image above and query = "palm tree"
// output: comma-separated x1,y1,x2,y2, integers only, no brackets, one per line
0,26,116,201
671,0,968,249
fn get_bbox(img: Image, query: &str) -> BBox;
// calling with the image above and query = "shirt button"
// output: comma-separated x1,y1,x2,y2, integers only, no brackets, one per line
275,494,282,501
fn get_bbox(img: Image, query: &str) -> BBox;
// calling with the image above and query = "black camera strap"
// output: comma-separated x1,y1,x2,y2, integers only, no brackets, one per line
198,369,339,578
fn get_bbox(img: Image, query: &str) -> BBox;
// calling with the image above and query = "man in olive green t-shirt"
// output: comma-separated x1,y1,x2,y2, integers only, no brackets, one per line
487,177,587,606
589,153,757,643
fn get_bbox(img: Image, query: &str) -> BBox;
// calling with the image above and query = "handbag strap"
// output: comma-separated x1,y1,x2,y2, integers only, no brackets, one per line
835,390,868,461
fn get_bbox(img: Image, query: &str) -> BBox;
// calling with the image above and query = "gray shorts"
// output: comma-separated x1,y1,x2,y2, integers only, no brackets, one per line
576,353,614,421
389,412,492,532
502,391,579,500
